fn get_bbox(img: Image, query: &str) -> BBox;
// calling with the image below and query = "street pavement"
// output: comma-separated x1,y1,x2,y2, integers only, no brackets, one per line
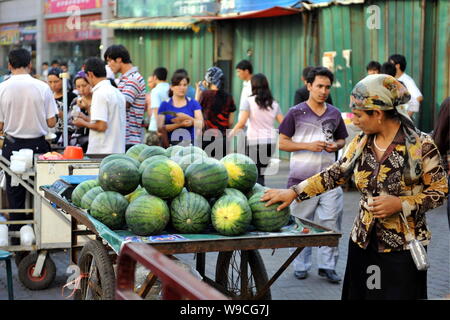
0,160,448,300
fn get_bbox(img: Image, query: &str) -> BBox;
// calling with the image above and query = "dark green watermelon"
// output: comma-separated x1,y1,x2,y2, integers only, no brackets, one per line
171,192,211,233
246,183,268,199
90,191,129,229
211,195,252,236
139,155,168,176
175,145,207,158
71,179,99,207
100,154,140,169
141,159,184,199
99,159,140,195
222,188,248,203
185,158,228,198
125,195,170,236
165,145,184,158
125,187,148,203
138,146,167,163
80,186,104,210
178,153,206,172
248,191,290,232
220,153,258,193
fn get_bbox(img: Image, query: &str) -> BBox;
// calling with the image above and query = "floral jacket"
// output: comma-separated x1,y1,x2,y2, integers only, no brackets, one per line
292,129,448,252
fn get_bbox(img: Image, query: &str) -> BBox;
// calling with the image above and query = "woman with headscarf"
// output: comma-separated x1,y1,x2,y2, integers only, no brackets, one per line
196,66,236,159
261,74,448,299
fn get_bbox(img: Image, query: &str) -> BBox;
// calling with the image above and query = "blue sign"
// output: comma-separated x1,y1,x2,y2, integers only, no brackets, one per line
219,0,300,14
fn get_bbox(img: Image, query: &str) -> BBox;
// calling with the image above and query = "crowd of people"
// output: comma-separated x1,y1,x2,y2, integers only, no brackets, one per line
0,46,448,301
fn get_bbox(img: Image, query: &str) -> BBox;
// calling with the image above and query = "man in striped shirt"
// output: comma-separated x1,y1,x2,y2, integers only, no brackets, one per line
105,45,146,150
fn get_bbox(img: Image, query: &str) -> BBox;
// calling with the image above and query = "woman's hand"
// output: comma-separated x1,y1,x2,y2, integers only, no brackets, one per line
181,119,193,127
368,195,402,219
260,188,298,211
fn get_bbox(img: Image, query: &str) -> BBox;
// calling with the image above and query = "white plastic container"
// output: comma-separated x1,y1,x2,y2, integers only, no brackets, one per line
0,223,8,247
10,159,27,174
19,149,34,168
20,225,35,246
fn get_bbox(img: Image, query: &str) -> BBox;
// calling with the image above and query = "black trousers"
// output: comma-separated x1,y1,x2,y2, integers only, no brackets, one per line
3,136,50,235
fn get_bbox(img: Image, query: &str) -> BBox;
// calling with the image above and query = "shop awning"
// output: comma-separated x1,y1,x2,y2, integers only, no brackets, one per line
90,16,205,32
206,6,302,20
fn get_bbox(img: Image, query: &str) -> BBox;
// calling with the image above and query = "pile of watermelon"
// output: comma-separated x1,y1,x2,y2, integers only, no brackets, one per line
70,144,290,236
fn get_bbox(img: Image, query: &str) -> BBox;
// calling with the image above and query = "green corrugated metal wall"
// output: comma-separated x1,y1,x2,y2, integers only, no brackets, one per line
114,27,214,89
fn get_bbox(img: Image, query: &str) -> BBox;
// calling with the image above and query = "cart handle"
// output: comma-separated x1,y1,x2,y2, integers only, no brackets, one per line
115,242,228,300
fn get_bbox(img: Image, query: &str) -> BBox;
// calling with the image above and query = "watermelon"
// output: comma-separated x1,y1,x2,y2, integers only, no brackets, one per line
176,145,207,158
126,144,150,161
141,159,184,199
138,146,167,163
80,186,104,210
139,155,168,176
99,159,141,195
185,158,228,198
222,188,248,203
171,192,211,233
178,153,205,172
248,191,290,232
100,154,140,169
165,145,184,158
71,179,99,207
246,183,268,199
125,187,148,203
125,195,170,235
90,191,129,229
211,195,252,236
220,153,258,193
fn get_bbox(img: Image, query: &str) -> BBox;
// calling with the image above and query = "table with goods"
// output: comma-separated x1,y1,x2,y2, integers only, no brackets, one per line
41,144,341,300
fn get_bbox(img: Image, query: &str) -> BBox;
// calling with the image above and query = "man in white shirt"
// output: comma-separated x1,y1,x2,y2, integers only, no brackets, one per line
236,59,253,112
73,57,126,154
0,48,57,243
389,54,423,118
146,67,169,145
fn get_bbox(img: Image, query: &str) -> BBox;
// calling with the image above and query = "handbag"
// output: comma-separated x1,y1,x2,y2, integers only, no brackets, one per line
400,212,430,271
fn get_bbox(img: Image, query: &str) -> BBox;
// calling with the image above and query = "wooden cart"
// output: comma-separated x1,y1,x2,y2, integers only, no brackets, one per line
41,186,342,300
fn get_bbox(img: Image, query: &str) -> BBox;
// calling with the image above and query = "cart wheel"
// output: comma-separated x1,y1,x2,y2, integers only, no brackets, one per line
215,250,271,300
74,240,115,300
15,251,30,267
18,252,56,290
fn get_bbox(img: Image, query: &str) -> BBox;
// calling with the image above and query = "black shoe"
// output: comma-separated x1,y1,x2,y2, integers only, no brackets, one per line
294,270,308,280
318,268,341,284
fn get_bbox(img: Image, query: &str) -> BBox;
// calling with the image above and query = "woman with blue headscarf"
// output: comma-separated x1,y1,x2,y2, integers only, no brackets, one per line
197,66,236,159
261,74,448,299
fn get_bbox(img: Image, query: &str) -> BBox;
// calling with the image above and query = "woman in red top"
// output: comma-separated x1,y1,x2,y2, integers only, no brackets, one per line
196,67,236,159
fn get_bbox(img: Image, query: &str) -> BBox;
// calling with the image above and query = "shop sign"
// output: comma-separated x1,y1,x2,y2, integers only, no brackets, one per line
45,0,102,14
117,0,219,18
20,23,37,43
219,0,299,14
46,14,101,42
0,24,20,45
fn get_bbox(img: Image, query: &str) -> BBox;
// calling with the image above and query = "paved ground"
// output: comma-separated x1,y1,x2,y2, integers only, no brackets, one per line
1,160,448,300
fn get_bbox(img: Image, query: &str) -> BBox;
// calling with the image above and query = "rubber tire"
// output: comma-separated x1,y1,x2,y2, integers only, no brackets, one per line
74,240,115,300
215,250,272,300
15,251,29,267
18,252,56,290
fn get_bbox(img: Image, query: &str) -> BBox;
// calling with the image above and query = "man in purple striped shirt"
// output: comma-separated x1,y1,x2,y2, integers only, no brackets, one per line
105,45,146,150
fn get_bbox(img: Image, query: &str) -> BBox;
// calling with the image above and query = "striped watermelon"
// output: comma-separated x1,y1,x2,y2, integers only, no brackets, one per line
126,144,150,161
139,155,168,175
141,159,184,199
99,159,141,195
171,192,211,233
80,186,104,210
222,188,248,203
90,191,129,229
71,179,99,207
138,146,167,163
165,145,184,158
176,145,207,158
220,153,258,193
125,187,148,203
248,191,290,232
100,154,140,169
211,195,252,236
125,195,170,236
185,158,229,198
179,153,205,172
246,183,268,199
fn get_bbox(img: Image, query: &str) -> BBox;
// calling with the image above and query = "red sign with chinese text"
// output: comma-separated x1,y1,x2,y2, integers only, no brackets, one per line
45,0,102,14
46,14,101,42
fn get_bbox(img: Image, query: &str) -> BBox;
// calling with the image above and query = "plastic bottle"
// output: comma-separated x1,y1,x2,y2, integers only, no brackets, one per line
0,215,8,246
20,225,35,246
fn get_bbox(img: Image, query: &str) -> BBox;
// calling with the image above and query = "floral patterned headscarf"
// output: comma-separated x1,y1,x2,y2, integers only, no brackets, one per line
343,74,423,185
